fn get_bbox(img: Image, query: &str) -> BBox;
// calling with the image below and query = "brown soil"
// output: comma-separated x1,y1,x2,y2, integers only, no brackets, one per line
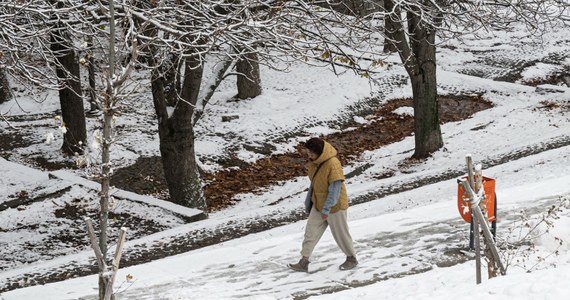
111,95,493,211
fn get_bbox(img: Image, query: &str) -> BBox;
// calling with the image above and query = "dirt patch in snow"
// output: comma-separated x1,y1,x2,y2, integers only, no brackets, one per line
111,95,493,211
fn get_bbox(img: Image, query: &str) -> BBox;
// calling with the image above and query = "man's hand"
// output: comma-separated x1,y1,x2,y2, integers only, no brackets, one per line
321,213,328,220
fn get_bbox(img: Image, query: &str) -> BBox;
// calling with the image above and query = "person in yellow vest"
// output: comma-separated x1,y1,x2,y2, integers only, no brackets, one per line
288,137,357,272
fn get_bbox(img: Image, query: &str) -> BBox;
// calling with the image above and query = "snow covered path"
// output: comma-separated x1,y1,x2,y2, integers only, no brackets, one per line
2,133,569,295
90,177,570,300
4,143,570,299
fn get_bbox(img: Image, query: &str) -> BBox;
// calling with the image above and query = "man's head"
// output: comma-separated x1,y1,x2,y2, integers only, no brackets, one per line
304,137,324,160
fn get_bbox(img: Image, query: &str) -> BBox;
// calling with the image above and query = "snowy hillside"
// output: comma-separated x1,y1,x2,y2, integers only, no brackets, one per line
1,19,570,300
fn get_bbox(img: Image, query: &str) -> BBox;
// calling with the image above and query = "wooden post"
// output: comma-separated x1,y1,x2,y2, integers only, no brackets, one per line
85,218,128,300
465,155,481,284
85,218,107,272
458,180,506,276
104,228,127,300
471,199,506,275
473,213,481,284
466,155,476,191
474,164,501,278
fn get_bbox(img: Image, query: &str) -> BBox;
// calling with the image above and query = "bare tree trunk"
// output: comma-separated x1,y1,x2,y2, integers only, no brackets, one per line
134,2,208,213
0,66,11,104
382,0,398,53
407,9,443,158
164,53,181,106
408,76,442,158
151,54,208,213
86,36,101,115
97,2,118,298
383,29,398,53
50,27,87,155
95,1,139,297
384,0,443,158
99,110,113,300
236,52,261,99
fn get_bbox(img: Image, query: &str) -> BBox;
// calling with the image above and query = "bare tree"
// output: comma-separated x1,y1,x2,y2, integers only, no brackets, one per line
236,51,262,100
126,0,387,211
150,50,209,212
0,2,141,298
309,0,569,159
0,65,10,104
0,1,87,155
93,2,138,298
378,0,570,158
383,0,443,158
50,21,88,155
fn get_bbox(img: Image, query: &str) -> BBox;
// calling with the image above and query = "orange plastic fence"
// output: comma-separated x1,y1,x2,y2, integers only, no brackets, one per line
457,176,496,223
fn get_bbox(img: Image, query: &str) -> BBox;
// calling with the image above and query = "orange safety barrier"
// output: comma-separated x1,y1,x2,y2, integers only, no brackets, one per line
457,176,496,223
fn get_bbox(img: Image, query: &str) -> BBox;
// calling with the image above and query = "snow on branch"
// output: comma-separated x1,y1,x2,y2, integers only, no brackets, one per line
1,0,567,108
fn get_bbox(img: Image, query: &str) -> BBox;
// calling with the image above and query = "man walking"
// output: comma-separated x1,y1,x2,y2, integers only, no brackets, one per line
288,137,357,272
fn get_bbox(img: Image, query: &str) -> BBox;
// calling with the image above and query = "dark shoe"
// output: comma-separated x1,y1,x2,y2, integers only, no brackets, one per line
339,256,358,270
288,258,309,272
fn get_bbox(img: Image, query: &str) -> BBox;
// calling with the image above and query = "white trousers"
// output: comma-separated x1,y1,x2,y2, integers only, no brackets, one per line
301,207,356,258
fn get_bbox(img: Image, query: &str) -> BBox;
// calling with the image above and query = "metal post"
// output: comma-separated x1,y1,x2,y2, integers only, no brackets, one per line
473,211,482,284
492,193,497,240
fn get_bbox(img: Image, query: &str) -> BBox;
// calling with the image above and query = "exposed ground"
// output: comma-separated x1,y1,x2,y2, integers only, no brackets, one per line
110,95,493,212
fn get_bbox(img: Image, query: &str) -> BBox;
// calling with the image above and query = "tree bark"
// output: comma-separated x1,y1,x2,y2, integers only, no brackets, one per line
382,0,398,53
0,66,11,104
98,1,118,297
151,54,208,213
407,9,443,158
136,2,208,213
236,52,261,99
163,53,181,106
384,0,443,158
50,27,87,155
383,29,398,53
86,36,101,114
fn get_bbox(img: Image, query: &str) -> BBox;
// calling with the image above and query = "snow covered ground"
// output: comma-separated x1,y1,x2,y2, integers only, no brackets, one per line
2,156,570,299
1,22,570,299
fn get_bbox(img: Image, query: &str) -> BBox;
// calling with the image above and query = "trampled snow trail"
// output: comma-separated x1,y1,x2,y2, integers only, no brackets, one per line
87,196,562,300
3,141,570,299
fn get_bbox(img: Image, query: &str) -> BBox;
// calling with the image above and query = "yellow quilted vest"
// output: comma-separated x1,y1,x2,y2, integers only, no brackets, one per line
307,141,349,213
